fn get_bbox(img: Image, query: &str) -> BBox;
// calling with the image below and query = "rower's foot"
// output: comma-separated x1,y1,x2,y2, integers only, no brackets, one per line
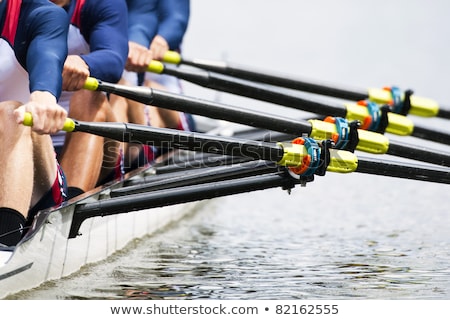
0,208,26,247
67,187,85,200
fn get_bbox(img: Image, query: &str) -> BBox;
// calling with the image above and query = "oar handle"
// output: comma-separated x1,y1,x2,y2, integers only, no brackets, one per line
162,50,182,64
84,77,100,91
147,60,165,74
23,112,76,132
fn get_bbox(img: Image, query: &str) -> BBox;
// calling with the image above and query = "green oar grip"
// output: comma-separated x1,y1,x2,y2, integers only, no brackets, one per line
162,50,182,64
308,119,389,154
345,103,414,136
367,88,439,117
147,60,165,74
23,112,76,132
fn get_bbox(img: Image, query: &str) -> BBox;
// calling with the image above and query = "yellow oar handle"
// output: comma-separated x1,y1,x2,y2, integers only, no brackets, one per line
147,60,165,74
162,50,182,64
23,112,76,132
345,102,414,136
277,141,358,174
308,119,389,154
368,88,439,117
83,77,99,91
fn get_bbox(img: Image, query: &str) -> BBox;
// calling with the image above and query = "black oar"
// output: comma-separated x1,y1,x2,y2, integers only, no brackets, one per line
69,170,302,238
84,77,388,155
162,51,450,120
23,113,358,176
111,159,281,196
69,153,450,238
117,146,450,192
83,78,450,167
147,61,450,146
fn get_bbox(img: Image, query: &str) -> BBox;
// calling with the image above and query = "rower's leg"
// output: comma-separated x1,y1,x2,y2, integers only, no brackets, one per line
97,104,121,185
59,89,107,197
30,133,59,207
109,77,147,171
0,101,33,214
142,79,181,129
0,102,32,245
125,95,147,168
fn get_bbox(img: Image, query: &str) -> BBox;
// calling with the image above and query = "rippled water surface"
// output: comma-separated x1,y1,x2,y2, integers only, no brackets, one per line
12,173,450,299
8,0,450,299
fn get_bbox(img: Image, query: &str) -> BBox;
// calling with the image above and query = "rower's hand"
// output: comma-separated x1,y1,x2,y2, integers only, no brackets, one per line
149,35,169,61
14,91,67,134
125,41,154,73
62,55,90,91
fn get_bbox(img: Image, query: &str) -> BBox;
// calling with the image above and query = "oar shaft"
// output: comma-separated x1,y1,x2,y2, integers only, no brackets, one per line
74,120,285,162
438,108,450,119
23,112,359,174
70,171,299,238
241,128,450,181
387,140,449,167
89,78,313,136
150,88,315,135
84,78,450,166
156,64,449,146
161,64,348,117
174,56,449,120
111,160,278,196
356,156,450,184
86,78,389,155
179,58,368,101
412,125,450,144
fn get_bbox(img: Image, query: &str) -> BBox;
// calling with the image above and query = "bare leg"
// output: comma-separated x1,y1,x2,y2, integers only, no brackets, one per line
143,80,181,129
110,78,147,169
0,102,58,245
0,102,33,216
59,90,107,193
98,105,121,184
31,132,58,207
125,97,147,167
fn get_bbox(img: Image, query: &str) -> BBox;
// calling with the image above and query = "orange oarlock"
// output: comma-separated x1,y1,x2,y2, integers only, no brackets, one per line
288,137,311,175
323,116,341,144
354,100,373,130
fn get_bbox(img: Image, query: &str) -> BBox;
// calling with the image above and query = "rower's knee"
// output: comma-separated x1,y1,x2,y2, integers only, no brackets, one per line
69,90,109,121
0,101,26,138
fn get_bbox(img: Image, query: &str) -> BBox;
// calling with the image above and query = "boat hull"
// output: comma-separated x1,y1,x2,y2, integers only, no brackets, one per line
0,163,203,299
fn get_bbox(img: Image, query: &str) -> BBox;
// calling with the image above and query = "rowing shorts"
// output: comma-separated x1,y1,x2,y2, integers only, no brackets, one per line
27,161,68,225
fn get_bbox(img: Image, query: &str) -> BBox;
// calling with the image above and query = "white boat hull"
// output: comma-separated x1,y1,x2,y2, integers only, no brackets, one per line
0,177,201,299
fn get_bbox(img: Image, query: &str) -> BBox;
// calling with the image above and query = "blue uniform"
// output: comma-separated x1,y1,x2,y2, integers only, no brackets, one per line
126,0,189,50
0,0,69,102
64,0,129,83
0,0,69,235
53,0,129,148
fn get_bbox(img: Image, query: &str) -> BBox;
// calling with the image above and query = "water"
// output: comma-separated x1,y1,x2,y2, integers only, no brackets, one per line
9,0,450,299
